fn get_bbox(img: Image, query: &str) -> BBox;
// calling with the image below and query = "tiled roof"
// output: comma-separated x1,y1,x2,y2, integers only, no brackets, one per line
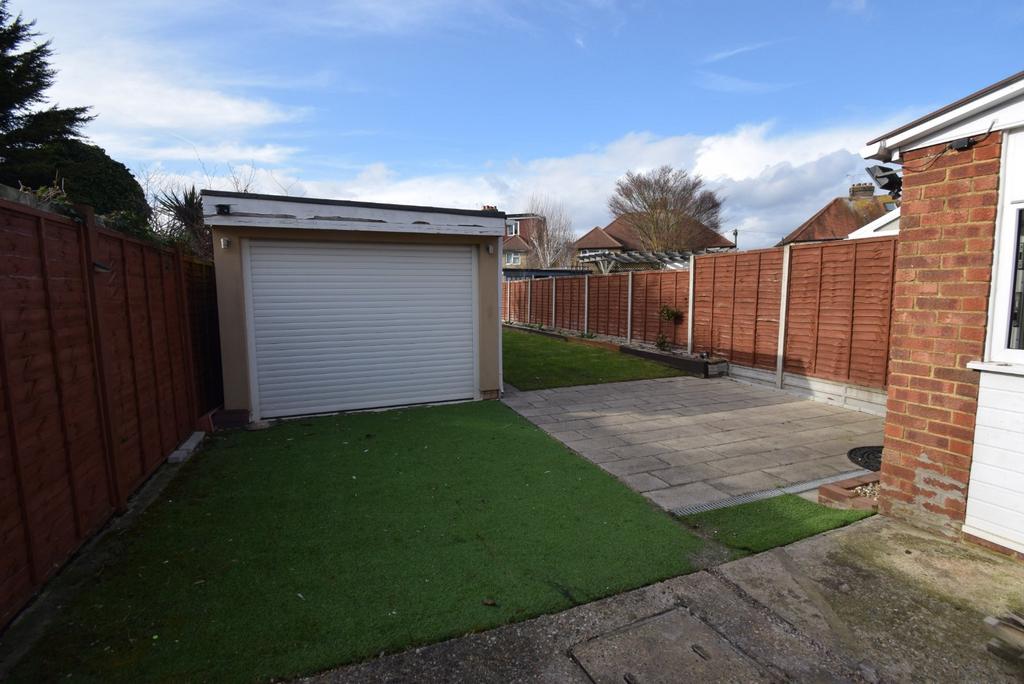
573,226,624,249
601,215,734,250
778,195,894,245
503,234,530,251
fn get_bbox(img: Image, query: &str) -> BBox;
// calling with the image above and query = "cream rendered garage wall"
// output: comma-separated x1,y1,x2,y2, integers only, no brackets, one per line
212,225,502,415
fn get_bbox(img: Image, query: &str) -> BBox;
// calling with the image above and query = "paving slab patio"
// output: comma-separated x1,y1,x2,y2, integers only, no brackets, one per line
503,376,884,511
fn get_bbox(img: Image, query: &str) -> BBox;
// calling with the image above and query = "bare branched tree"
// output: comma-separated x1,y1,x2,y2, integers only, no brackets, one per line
524,195,575,268
608,165,723,251
226,162,257,193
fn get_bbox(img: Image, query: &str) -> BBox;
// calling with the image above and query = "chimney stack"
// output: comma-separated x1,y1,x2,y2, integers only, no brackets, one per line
481,204,497,212
849,183,876,199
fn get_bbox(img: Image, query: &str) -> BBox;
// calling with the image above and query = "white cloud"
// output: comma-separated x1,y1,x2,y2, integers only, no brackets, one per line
701,41,776,64
694,71,795,94
830,0,867,13
29,3,306,164
156,119,902,250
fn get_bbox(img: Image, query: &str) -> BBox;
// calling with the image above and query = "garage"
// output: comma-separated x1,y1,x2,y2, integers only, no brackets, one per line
204,191,505,422
245,240,477,418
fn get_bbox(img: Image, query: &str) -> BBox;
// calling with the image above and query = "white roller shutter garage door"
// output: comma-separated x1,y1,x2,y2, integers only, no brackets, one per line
244,240,477,418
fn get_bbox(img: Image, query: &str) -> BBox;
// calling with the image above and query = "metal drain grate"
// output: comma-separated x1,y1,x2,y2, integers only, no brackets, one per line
670,469,871,517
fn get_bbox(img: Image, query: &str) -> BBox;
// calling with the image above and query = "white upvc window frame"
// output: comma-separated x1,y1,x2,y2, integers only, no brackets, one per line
506,220,519,237
504,251,522,266
985,126,1024,366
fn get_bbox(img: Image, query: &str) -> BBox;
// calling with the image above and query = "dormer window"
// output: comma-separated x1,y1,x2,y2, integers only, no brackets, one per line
506,220,519,236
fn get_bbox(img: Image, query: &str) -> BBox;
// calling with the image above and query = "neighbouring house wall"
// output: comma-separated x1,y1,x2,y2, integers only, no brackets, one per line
212,227,502,414
878,132,1003,534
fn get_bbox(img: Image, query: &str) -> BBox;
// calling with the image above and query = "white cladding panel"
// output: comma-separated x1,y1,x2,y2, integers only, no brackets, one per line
964,370,1024,554
246,240,476,418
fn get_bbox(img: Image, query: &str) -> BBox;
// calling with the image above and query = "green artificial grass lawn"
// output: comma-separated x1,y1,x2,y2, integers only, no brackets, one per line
502,328,683,390
681,494,875,555
11,401,704,683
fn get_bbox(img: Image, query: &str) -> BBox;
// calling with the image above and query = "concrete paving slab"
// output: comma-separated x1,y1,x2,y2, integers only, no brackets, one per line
644,482,730,510
570,608,768,682
504,376,883,511
706,470,789,496
655,463,728,486
619,472,670,493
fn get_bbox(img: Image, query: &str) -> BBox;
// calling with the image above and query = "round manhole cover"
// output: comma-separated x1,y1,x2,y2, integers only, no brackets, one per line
848,446,882,472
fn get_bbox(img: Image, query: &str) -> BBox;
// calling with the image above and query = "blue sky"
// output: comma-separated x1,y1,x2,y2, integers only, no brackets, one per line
25,0,1024,246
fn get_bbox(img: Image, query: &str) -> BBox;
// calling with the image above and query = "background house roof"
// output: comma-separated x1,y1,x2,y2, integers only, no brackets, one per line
601,215,734,251
503,235,531,251
778,187,894,245
574,226,624,249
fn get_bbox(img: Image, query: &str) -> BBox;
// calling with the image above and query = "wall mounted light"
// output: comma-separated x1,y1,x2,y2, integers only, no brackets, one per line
220,237,232,249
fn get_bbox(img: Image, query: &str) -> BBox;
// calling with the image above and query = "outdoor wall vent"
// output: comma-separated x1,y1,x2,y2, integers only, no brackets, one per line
215,203,232,216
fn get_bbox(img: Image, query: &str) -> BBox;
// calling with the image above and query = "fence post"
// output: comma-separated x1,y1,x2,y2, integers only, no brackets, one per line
79,208,124,509
687,255,695,354
174,250,199,423
775,244,793,389
527,277,532,324
551,277,556,329
626,271,633,342
583,274,589,334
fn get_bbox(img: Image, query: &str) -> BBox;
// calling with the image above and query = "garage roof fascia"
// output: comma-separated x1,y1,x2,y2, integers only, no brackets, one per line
201,190,508,237
862,71,1024,162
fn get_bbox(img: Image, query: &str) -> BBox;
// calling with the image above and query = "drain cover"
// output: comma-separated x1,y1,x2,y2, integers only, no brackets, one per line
848,446,882,472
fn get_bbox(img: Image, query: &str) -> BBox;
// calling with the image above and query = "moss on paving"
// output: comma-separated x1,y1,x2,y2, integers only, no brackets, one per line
502,328,683,390
681,495,874,555
10,401,703,683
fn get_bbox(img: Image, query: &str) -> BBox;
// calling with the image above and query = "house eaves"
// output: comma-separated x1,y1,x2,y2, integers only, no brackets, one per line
863,70,1024,161
201,190,507,236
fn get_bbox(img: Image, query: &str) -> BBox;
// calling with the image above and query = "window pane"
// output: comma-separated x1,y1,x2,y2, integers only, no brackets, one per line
1009,210,1024,349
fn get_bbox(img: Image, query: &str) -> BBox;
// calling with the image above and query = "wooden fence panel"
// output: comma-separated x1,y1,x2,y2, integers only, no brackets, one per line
691,256,716,353
753,251,783,370
630,271,688,346
528,278,552,327
0,198,223,628
589,274,628,338
849,238,896,387
554,276,586,331
500,238,895,388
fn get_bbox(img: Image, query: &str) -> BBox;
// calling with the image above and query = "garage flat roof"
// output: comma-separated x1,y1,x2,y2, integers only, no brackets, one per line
201,190,508,237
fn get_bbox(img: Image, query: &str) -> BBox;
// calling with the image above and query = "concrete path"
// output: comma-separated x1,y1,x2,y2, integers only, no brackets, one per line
307,516,1024,683
503,376,884,511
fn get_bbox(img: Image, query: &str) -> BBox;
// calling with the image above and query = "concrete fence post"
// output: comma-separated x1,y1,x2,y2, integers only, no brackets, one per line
583,274,589,334
551,277,556,329
527,277,532,325
687,255,696,355
775,244,793,389
626,271,633,342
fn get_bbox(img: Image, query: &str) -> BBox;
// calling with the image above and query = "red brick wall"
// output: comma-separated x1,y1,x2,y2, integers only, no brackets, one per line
879,131,1002,533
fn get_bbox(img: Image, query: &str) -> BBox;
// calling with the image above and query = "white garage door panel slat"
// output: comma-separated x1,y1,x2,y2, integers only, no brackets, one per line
964,371,1024,554
247,239,476,418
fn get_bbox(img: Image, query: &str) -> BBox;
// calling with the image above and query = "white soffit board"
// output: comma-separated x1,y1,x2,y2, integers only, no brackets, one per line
246,240,477,418
963,371,1024,555
203,194,506,236
863,84,1024,160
